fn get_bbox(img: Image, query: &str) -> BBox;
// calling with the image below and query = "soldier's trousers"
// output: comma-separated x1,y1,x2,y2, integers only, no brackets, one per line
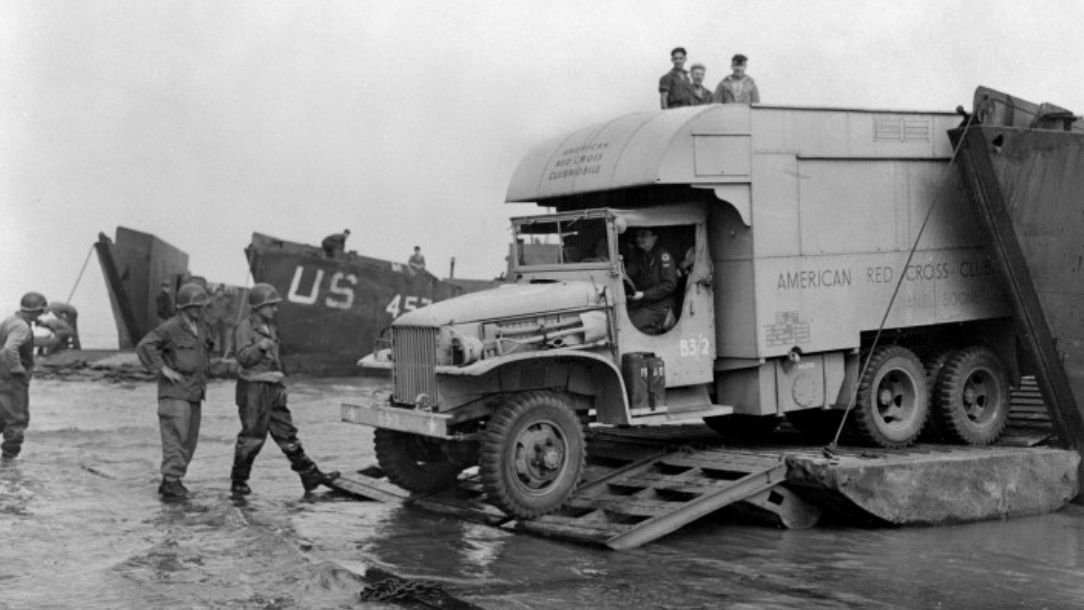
629,303,673,335
0,375,30,458
158,398,201,481
231,380,312,482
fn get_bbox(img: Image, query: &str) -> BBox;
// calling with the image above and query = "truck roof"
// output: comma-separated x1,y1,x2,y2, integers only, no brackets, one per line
506,103,961,204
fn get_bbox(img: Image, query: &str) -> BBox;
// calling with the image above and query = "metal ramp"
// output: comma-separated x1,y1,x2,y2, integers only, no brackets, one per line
516,449,794,550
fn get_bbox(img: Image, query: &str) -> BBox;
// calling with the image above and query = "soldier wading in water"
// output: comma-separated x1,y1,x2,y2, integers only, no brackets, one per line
230,283,339,496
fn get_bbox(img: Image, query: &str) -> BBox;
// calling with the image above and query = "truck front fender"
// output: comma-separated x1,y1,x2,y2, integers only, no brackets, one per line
438,349,631,425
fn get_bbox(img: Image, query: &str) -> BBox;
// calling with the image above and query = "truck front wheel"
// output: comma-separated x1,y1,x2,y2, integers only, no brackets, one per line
480,391,586,519
374,429,466,493
852,345,929,448
934,346,1010,445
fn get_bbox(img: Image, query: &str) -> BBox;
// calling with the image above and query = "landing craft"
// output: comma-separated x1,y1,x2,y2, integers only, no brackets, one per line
96,228,497,375
245,233,497,375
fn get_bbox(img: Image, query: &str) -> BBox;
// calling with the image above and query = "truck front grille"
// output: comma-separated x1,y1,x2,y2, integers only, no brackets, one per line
392,326,439,406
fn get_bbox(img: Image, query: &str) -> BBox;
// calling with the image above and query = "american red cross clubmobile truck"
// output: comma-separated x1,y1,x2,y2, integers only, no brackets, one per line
347,100,1019,519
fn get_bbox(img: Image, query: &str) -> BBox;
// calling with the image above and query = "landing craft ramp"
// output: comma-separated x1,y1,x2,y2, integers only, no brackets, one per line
952,87,1084,496
335,381,1077,549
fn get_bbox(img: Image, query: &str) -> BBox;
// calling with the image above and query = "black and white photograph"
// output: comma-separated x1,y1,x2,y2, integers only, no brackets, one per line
3,1,1084,607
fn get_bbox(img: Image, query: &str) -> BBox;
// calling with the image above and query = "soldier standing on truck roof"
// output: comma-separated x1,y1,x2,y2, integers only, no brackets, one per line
625,228,678,334
714,54,760,104
229,283,339,497
689,63,713,105
0,292,47,461
659,47,694,109
136,283,215,501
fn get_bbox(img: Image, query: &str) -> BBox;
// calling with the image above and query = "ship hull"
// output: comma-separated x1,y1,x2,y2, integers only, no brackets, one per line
246,233,468,375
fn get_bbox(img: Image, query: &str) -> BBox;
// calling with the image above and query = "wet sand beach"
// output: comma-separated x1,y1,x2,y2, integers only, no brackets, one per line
3,376,1083,609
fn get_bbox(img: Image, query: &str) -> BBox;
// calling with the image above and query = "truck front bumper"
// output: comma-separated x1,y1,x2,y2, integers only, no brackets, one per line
341,401,452,439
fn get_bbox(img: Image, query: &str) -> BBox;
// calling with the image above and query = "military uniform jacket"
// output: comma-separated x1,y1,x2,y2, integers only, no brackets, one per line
136,314,213,401
234,312,285,384
0,313,35,380
626,246,678,307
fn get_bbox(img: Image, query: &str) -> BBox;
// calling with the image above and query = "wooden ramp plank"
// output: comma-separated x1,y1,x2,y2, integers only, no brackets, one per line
327,472,410,503
605,461,788,550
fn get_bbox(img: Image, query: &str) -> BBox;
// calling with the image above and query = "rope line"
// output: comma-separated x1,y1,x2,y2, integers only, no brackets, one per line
66,244,95,304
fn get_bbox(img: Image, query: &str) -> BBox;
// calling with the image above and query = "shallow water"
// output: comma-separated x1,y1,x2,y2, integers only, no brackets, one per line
2,377,1082,609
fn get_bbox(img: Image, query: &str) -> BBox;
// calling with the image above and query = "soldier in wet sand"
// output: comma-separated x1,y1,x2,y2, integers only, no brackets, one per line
230,283,339,496
136,283,214,501
0,292,47,461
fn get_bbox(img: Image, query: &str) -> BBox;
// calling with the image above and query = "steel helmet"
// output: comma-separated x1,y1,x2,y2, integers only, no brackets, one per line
19,291,48,313
248,283,282,308
175,283,209,310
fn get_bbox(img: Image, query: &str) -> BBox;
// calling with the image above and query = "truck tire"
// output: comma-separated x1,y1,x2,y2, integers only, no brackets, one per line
852,345,929,448
374,429,465,493
920,348,956,441
480,391,586,519
934,346,1010,445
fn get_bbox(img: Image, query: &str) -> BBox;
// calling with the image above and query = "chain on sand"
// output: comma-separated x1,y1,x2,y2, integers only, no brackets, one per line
358,577,447,602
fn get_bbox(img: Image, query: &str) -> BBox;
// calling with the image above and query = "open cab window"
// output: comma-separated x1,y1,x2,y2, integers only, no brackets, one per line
512,213,612,269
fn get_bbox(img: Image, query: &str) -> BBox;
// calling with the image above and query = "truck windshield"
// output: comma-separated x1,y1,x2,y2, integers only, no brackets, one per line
514,216,610,267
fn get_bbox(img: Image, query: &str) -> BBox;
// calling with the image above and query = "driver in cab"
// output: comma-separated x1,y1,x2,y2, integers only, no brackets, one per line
625,227,677,334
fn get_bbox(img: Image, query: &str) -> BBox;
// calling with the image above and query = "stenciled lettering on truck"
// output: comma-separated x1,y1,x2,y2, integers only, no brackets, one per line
284,265,432,318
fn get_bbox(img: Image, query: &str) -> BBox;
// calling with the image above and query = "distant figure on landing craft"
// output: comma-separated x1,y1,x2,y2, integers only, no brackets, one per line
714,53,760,104
408,245,426,273
321,229,351,259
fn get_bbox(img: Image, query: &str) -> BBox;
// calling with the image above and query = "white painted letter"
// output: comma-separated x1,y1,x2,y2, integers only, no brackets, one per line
326,272,357,310
287,266,323,305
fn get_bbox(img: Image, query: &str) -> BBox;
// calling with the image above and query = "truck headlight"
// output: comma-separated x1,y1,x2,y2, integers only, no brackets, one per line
451,333,484,366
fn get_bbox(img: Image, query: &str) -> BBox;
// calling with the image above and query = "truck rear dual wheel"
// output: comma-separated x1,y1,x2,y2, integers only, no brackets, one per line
852,345,929,448
480,391,586,520
933,346,1010,445
374,429,466,493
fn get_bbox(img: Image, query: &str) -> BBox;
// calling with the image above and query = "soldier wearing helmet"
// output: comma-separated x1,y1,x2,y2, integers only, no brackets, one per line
136,283,215,500
229,283,339,496
0,292,48,460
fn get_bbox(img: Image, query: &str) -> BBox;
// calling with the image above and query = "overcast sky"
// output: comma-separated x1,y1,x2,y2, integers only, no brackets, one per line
3,0,1082,347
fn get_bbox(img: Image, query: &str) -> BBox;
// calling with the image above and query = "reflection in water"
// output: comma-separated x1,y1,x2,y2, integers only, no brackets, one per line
2,378,1083,609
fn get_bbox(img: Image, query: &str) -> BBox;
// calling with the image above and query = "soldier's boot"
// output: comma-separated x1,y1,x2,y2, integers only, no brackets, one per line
288,451,339,493
158,478,187,500
298,463,340,493
231,447,257,496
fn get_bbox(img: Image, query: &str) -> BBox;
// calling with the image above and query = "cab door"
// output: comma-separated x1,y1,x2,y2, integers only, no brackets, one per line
615,221,715,387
